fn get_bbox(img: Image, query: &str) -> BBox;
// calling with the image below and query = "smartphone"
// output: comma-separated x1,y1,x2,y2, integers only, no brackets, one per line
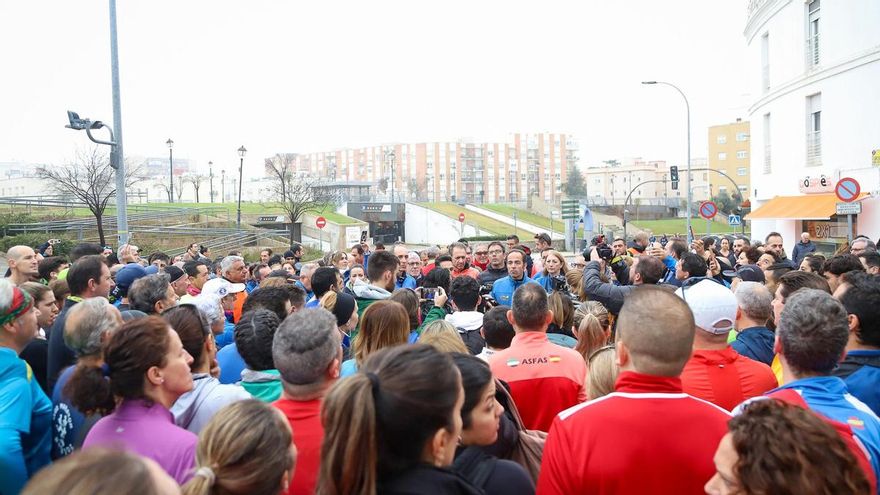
419,287,437,300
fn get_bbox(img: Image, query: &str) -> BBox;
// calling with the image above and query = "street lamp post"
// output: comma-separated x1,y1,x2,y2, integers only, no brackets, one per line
642,80,692,241
208,161,214,203
237,146,247,229
221,170,226,202
166,138,174,203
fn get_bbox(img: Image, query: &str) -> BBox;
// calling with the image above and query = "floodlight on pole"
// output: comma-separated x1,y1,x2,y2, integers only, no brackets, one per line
642,80,692,241
237,145,247,229
166,138,174,203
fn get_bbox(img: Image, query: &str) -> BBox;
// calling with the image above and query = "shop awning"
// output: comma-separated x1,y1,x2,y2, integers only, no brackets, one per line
746,193,868,220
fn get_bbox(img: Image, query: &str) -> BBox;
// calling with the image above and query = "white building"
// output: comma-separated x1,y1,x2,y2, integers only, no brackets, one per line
744,0,880,254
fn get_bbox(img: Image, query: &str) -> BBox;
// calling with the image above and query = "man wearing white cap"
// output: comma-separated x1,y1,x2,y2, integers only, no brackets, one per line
201,277,246,349
676,279,777,411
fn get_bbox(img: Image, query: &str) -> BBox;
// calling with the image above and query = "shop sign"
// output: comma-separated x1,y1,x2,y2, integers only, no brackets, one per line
798,175,834,194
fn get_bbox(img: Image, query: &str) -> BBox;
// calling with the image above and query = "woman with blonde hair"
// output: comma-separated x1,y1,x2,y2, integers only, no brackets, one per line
340,300,410,377
587,345,618,400
565,268,587,302
534,250,568,293
22,448,180,495
419,320,469,354
183,399,296,495
573,301,612,363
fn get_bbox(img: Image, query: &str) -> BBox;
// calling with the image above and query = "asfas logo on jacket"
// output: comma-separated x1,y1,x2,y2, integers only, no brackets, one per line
506,355,562,367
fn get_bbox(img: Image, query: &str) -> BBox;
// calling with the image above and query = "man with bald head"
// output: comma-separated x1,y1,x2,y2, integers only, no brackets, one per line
6,245,39,286
538,287,731,494
51,298,123,458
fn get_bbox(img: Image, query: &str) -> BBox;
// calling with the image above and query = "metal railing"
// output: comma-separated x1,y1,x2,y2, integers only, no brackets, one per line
806,131,822,167
805,35,820,68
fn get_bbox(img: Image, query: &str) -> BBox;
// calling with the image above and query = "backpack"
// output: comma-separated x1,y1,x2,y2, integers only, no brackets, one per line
494,378,547,483
456,326,486,356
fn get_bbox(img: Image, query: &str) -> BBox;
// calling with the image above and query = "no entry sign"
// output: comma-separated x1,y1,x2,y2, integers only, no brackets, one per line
835,177,861,203
699,201,718,220
458,212,465,223
315,216,327,229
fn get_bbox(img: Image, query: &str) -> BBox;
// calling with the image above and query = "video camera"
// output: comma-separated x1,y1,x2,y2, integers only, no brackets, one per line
586,234,614,262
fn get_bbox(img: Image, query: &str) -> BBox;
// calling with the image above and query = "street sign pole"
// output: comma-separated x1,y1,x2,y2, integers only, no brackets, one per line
706,217,711,236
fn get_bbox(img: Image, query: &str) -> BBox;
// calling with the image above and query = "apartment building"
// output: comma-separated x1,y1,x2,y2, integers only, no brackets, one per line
707,120,750,200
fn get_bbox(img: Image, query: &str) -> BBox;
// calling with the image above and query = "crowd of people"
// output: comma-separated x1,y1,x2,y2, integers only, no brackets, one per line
1,228,879,494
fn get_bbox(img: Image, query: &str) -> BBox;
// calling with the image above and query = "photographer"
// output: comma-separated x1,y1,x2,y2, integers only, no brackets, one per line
534,250,569,294
582,247,666,315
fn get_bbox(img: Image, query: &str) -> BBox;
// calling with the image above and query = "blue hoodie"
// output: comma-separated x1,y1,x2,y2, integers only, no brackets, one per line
731,326,775,366
490,274,539,306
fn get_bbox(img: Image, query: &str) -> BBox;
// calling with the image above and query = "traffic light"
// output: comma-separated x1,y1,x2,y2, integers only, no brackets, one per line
670,166,679,190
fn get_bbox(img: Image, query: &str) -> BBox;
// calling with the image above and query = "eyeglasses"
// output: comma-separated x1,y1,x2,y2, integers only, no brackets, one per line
588,344,615,362
475,251,488,255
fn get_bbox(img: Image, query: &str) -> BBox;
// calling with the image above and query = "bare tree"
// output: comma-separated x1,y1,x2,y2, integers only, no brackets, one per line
154,182,173,202
36,147,143,246
264,153,330,244
185,175,204,203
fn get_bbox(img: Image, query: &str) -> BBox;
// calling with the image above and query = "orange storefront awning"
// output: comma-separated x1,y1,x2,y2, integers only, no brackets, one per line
746,193,868,220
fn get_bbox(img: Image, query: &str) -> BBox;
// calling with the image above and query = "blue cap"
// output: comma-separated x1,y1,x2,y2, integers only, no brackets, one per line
115,264,148,292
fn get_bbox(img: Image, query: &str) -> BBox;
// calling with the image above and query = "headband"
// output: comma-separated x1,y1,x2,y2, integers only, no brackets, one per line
0,286,34,327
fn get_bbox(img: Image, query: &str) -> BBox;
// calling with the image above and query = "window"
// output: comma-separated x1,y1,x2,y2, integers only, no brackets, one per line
718,152,727,161
761,33,770,92
736,151,748,159
736,132,749,142
807,0,820,68
716,135,727,144
737,167,747,176
763,113,771,174
807,93,822,166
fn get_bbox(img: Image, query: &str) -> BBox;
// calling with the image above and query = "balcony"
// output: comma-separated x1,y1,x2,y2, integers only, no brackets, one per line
805,35,820,69
806,131,822,167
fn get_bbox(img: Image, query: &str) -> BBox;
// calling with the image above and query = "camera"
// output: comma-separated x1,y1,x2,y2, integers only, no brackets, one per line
417,287,437,300
550,274,569,293
584,243,614,262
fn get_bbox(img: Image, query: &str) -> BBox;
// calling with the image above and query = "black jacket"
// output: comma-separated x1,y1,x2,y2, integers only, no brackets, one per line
47,298,80,393
581,261,635,315
477,266,508,287
380,465,484,495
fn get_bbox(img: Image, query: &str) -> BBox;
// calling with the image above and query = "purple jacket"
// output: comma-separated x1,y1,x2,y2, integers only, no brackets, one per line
83,399,197,484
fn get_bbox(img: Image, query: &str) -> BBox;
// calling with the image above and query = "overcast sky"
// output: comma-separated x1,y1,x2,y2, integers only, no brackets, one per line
0,1,752,175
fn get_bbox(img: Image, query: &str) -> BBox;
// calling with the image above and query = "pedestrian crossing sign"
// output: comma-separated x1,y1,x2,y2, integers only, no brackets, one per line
728,214,741,226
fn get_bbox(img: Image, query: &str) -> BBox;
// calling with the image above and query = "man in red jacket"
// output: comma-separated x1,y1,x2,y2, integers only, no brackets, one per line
677,279,777,410
538,287,731,494
272,308,341,495
489,283,587,431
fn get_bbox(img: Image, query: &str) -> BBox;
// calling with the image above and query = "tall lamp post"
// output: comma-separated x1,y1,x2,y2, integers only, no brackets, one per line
237,145,247,229
642,80,692,241
221,169,226,202
166,138,174,203
208,161,214,203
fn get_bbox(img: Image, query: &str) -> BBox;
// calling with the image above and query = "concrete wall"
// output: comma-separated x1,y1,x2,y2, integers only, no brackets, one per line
405,203,483,244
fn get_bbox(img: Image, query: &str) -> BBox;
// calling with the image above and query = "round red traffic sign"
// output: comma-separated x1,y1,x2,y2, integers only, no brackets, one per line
699,201,718,220
458,212,465,223
315,216,327,229
835,177,861,203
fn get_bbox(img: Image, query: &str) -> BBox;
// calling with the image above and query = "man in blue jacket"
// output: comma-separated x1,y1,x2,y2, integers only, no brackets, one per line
731,281,775,365
833,271,880,415
490,249,538,306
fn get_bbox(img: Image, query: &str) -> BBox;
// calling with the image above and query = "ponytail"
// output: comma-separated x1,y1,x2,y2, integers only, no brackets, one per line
318,373,378,495
181,468,213,495
319,291,338,312
64,362,114,416
575,312,609,363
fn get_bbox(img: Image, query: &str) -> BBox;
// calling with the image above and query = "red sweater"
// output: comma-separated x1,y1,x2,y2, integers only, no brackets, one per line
489,332,587,432
537,371,731,495
680,346,778,411
273,398,324,495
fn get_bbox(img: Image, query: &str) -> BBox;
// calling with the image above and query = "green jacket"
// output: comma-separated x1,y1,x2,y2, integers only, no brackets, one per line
415,306,448,337
240,369,282,402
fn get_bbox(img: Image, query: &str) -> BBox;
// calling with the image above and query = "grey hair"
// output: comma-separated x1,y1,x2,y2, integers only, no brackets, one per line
128,273,171,314
190,294,225,328
299,262,319,277
734,281,773,322
272,308,340,391
64,298,119,357
778,288,849,376
0,279,14,315
220,255,244,276
425,246,440,258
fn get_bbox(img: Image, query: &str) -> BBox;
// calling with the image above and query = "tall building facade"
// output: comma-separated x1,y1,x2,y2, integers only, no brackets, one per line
285,133,579,204
707,120,751,200
744,0,880,251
